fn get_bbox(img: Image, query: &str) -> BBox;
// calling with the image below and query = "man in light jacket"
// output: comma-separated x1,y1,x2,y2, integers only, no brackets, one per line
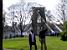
29,30,37,50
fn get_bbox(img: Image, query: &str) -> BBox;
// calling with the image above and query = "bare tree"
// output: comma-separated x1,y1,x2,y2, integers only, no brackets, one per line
56,0,67,40
56,0,67,22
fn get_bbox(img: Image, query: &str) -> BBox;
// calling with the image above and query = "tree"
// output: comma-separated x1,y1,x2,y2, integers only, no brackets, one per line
61,21,67,41
6,0,43,37
57,0,67,40
7,0,26,37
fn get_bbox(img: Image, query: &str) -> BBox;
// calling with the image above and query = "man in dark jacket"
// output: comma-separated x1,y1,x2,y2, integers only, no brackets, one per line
39,28,47,50
29,30,37,50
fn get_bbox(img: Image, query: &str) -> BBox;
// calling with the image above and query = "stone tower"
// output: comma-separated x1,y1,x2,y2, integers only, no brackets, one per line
31,7,47,35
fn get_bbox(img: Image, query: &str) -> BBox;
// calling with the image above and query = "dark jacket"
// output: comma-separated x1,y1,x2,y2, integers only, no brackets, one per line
39,29,47,39
29,33,36,45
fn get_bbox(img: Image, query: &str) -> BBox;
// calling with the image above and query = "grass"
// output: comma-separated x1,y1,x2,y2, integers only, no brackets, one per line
3,36,67,50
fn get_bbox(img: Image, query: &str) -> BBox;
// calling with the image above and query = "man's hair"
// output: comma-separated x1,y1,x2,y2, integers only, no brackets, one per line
31,30,33,33
44,28,47,32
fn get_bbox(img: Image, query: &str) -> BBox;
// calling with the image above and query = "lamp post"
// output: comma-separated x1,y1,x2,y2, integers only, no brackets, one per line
20,11,23,37
12,11,15,38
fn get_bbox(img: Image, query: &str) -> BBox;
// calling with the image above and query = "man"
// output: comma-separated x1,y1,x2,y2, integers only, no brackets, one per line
29,30,37,50
39,27,47,50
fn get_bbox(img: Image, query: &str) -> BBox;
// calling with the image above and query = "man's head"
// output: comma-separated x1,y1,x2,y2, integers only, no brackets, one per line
44,28,47,32
31,30,33,33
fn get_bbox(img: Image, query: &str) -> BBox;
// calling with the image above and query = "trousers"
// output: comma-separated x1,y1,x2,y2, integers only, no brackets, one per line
30,42,37,50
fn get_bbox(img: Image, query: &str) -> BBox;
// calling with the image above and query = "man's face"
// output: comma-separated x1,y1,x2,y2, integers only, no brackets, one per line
40,27,43,31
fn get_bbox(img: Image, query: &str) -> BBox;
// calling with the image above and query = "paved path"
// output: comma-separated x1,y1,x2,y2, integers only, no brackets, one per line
3,48,12,50
3,48,24,50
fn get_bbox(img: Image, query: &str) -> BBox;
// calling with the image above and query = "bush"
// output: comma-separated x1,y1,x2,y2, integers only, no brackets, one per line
5,36,7,39
15,34,19,37
9,34,12,38
21,35,24,37
61,21,67,41
61,32,67,41
13,35,15,38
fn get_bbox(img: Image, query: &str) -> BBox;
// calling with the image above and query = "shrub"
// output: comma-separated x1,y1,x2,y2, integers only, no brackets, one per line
15,34,19,37
61,21,67,41
5,36,7,39
9,34,12,38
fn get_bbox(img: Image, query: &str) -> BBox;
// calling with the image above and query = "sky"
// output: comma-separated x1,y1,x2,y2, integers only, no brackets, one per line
3,0,20,12
3,0,62,26
3,0,58,12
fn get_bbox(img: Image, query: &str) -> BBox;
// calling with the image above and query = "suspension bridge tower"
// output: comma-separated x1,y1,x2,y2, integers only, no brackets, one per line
31,7,47,35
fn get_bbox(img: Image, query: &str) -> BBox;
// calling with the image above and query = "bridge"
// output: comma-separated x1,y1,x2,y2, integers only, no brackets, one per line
23,7,63,35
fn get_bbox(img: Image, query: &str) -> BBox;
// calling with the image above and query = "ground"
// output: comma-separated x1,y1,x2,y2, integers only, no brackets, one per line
3,36,67,50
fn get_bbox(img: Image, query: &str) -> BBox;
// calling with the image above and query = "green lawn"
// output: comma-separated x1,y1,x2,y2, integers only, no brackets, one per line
3,36,67,50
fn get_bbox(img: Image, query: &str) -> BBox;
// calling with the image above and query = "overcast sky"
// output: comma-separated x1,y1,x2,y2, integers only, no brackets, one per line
3,0,63,26
3,0,58,12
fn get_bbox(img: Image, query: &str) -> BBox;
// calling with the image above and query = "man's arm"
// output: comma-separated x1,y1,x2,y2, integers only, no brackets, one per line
39,32,41,41
29,34,31,43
